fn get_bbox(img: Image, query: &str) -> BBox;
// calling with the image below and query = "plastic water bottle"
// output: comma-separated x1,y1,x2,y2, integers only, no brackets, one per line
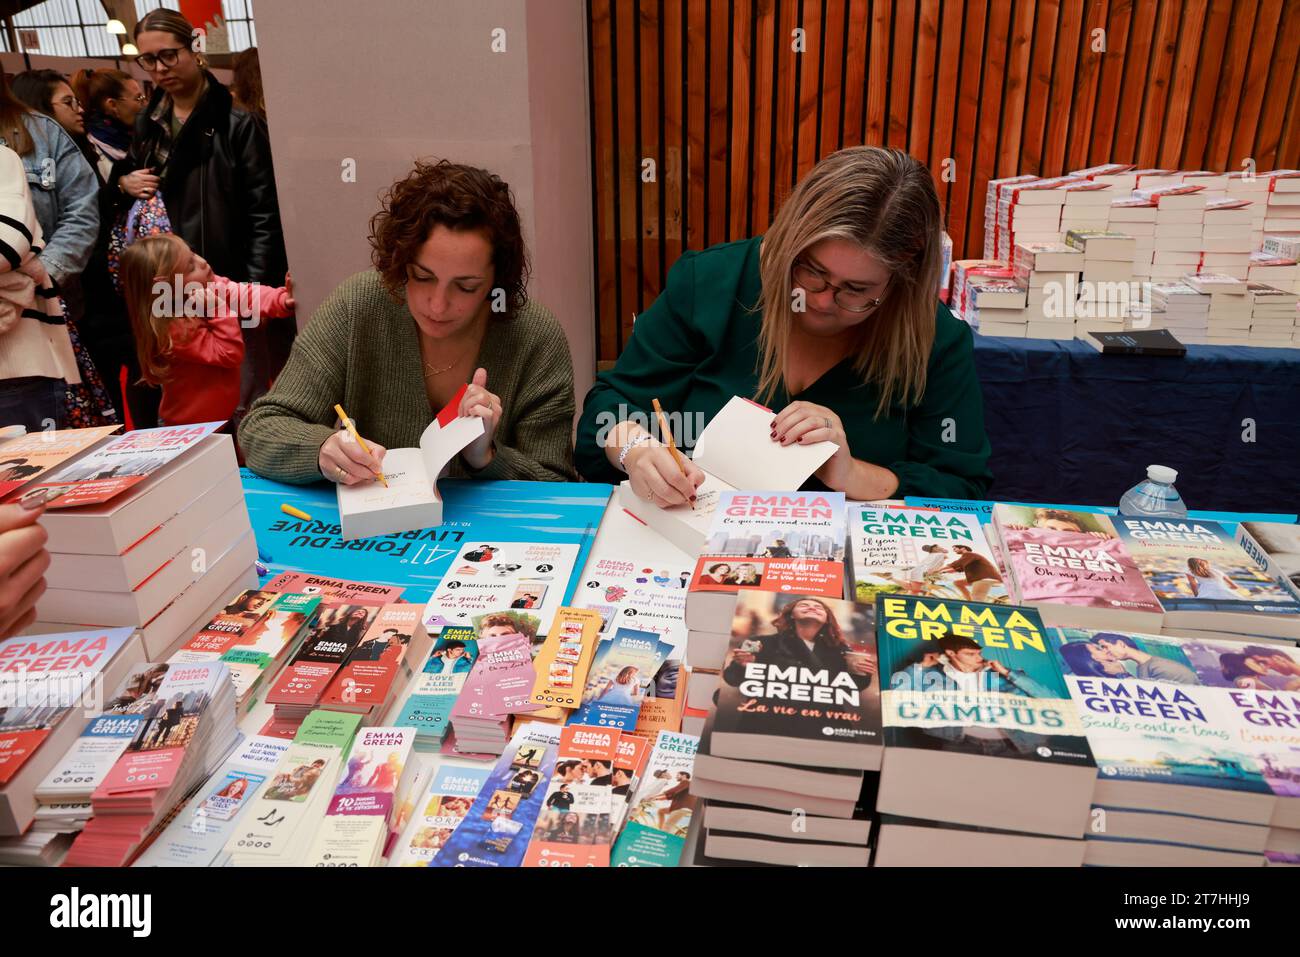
1118,465,1188,518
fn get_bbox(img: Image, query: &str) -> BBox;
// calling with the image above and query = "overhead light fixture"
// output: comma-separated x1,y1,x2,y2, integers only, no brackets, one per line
106,19,127,35
121,42,139,55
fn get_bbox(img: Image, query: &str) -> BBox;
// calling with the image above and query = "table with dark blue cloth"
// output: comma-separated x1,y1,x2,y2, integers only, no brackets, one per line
972,336,1300,514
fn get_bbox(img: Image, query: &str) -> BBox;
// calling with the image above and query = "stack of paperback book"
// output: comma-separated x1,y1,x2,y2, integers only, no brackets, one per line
1063,229,1137,338
0,627,144,837
684,490,848,674
30,661,172,845
1261,170,1300,236
1183,273,1251,345
983,173,1040,259
1057,180,1113,237
949,259,1013,323
995,176,1083,262
691,591,882,866
989,504,1164,633
872,595,1095,866
26,425,259,660
224,709,363,866
1244,281,1299,347
1259,234,1300,293
1012,241,1084,339
169,589,321,714
1136,184,1207,280
1199,197,1255,279
62,660,238,866
1052,628,1289,866
964,278,1029,335
1139,280,1210,342
1225,170,1272,246
1070,163,1138,193
449,628,542,754
1110,197,1158,281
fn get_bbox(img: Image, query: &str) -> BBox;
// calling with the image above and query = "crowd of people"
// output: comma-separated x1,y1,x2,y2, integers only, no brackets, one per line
0,7,996,641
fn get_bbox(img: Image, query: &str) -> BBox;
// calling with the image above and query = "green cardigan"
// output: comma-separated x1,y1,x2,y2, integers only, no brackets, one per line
575,237,993,498
239,270,579,484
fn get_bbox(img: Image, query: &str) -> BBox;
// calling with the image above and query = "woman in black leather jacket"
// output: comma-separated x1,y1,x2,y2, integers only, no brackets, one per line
109,8,291,425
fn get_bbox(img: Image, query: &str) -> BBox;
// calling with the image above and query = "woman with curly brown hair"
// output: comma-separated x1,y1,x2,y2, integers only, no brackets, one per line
238,159,578,484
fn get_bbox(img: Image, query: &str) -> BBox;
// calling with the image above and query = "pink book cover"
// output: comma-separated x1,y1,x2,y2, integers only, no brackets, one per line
94,663,222,796
996,507,1162,612
320,604,422,710
451,632,541,720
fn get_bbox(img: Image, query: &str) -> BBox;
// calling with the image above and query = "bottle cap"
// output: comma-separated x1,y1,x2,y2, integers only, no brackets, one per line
1147,465,1178,484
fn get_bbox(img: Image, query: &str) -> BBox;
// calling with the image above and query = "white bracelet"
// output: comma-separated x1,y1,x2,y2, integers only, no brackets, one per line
617,432,655,472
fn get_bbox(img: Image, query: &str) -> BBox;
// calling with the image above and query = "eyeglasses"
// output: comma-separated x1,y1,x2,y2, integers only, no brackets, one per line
54,96,82,111
136,47,186,71
792,258,886,313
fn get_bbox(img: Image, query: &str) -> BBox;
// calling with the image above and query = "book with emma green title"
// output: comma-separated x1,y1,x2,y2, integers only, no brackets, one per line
523,724,622,867
396,626,479,746
388,761,491,866
430,721,561,868
1051,629,1273,803
710,591,881,770
569,627,673,731
320,604,426,713
452,630,540,720
876,595,1091,763
530,607,605,711
263,572,405,606
264,603,382,709
611,730,700,867
1113,517,1300,616
32,423,222,509
690,491,847,602
0,425,118,501
850,504,1008,604
304,726,417,867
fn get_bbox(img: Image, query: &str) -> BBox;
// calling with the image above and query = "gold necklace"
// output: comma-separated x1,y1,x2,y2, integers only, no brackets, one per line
423,355,464,377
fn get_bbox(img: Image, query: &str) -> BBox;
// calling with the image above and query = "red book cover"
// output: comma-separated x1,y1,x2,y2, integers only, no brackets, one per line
320,604,423,711
264,603,382,707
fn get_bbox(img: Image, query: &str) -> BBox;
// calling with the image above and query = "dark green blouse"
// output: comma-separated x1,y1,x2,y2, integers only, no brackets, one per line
574,236,993,498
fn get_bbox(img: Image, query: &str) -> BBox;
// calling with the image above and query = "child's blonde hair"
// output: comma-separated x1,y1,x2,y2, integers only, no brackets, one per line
120,233,190,385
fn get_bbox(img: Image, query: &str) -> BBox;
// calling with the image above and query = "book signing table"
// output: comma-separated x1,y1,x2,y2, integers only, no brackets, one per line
4,413,1300,869
972,337,1300,513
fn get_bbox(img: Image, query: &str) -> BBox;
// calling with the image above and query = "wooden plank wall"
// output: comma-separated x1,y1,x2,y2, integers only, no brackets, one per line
587,0,1300,361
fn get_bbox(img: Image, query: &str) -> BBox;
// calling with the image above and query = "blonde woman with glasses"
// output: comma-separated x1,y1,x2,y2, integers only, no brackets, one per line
576,146,992,504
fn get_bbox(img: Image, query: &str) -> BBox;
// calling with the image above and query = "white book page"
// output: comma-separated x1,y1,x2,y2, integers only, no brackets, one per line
692,396,837,490
420,415,486,479
337,448,435,515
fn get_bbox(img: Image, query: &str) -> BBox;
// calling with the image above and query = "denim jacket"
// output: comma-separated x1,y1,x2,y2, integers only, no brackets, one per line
0,113,99,285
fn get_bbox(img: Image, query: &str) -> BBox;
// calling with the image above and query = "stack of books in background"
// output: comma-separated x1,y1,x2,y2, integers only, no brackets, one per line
1064,229,1137,339
1057,180,1113,236
949,258,1014,323
1111,197,1158,281
1184,274,1252,346
1137,184,1206,283
28,427,258,661
983,173,1040,259
1200,198,1255,279
1259,234,1300,294
1246,282,1299,347
691,592,881,867
963,278,1029,336
994,176,1083,263
1262,170,1300,238
1226,170,1271,247
1140,281,1210,342
1013,242,1084,339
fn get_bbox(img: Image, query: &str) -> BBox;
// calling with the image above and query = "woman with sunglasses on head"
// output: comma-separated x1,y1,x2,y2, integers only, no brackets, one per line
109,9,290,428
575,146,992,504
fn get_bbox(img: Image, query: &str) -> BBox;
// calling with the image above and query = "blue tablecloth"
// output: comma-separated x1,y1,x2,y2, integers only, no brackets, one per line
972,337,1300,514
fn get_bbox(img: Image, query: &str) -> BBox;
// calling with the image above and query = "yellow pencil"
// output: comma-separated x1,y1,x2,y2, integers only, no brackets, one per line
333,403,387,487
652,397,692,510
